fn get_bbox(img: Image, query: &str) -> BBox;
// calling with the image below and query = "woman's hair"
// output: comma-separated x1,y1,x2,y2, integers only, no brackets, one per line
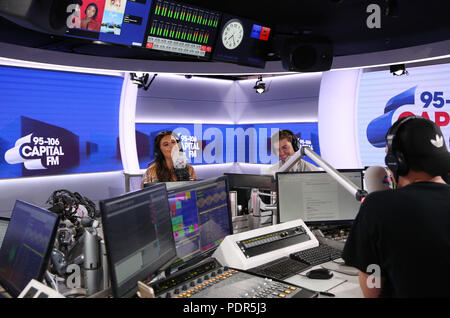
152,131,180,182
85,3,98,20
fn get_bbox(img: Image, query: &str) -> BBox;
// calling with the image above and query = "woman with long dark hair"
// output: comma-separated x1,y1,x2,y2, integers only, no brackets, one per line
80,3,101,31
142,131,196,184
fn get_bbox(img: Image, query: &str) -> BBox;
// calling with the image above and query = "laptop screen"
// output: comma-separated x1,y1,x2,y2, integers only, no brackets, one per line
0,201,59,297
276,170,363,225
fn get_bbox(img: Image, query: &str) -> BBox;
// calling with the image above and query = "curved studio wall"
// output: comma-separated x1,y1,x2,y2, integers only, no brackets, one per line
318,63,450,170
0,61,323,216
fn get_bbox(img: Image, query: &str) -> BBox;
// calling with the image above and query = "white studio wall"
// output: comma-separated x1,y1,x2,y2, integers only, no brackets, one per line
234,73,322,124
318,69,363,169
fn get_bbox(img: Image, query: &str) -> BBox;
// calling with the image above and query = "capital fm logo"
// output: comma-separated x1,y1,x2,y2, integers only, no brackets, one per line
4,134,64,170
366,86,450,148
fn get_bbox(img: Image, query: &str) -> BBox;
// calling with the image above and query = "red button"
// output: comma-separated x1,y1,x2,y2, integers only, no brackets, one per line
146,42,154,49
260,27,271,41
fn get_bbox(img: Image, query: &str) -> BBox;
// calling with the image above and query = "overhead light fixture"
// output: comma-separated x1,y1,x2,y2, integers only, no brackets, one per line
390,64,408,76
130,72,157,90
253,75,266,94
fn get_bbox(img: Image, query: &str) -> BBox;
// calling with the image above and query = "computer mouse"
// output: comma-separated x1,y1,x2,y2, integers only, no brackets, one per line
306,268,333,280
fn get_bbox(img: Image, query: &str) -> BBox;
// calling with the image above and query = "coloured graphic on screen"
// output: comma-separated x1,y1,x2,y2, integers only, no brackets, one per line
358,63,450,167
134,122,320,168
65,0,152,47
0,66,123,178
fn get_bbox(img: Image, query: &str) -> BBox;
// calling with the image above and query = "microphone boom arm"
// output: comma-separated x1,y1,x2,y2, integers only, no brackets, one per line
278,146,368,202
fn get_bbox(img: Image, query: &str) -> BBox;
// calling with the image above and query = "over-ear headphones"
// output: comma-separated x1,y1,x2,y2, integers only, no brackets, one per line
47,189,97,222
385,115,421,179
153,131,183,160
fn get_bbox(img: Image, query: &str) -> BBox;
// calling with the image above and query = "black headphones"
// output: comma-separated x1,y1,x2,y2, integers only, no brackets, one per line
385,115,421,179
47,189,97,222
154,131,183,160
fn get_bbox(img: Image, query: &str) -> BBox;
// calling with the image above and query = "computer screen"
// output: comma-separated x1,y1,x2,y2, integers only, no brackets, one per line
166,176,232,269
145,0,221,59
65,0,154,48
276,170,364,224
224,173,275,214
144,181,198,190
64,0,221,60
224,173,276,191
0,201,59,297
0,217,10,250
100,183,176,298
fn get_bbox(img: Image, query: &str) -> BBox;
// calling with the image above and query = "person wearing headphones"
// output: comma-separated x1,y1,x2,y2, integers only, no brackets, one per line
263,129,319,175
142,131,196,184
342,116,450,298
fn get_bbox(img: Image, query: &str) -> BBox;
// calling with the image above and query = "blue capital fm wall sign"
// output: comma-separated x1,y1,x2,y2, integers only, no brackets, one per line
0,66,123,178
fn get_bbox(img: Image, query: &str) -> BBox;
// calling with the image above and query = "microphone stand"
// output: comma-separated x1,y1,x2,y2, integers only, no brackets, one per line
278,146,368,202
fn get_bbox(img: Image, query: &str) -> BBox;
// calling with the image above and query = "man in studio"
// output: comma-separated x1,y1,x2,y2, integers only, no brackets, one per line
342,116,450,297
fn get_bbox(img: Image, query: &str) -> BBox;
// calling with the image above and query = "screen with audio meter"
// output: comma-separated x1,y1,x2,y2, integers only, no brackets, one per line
145,0,221,59
166,177,232,269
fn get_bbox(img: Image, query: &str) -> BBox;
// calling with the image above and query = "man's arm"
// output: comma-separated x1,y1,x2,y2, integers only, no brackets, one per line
358,271,383,298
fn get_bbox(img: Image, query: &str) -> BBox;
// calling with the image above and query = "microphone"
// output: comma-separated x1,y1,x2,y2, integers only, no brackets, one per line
364,166,394,193
83,228,101,296
172,149,190,181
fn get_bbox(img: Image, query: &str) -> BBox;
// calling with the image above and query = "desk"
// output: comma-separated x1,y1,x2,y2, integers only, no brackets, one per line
285,260,364,298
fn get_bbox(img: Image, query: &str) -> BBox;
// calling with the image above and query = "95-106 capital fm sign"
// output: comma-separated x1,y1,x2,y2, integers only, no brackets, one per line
4,116,80,177
358,63,450,167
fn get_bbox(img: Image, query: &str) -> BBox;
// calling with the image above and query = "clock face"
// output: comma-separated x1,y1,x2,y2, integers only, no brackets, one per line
221,19,244,50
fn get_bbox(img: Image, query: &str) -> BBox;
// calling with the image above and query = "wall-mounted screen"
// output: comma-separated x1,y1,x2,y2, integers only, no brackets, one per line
212,13,272,68
134,122,319,168
65,0,154,48
0,66,123,178
144,0,221,59
358,63,450,167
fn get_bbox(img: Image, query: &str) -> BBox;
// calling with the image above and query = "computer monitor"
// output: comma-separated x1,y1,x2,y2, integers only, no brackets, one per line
144,181,198,190
0,201,59,297
276,170,364,225
166,176,232,270
224,173,276,191
224,173,275,214
100,183,177,298
0,217,9,249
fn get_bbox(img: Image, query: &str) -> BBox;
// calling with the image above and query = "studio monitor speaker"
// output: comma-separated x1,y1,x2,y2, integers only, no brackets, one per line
281,36,333,72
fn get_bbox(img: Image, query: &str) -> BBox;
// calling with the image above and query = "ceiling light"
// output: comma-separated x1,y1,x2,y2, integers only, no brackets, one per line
390,64,408,76
253,75,266,94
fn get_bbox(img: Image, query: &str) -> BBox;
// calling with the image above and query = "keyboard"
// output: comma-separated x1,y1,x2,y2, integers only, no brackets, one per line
248,257,310,280
290,244,342,266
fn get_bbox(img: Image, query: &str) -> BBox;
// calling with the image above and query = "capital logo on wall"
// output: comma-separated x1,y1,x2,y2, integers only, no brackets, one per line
366,86,449,148
358,64,450,167
4,117,80,176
